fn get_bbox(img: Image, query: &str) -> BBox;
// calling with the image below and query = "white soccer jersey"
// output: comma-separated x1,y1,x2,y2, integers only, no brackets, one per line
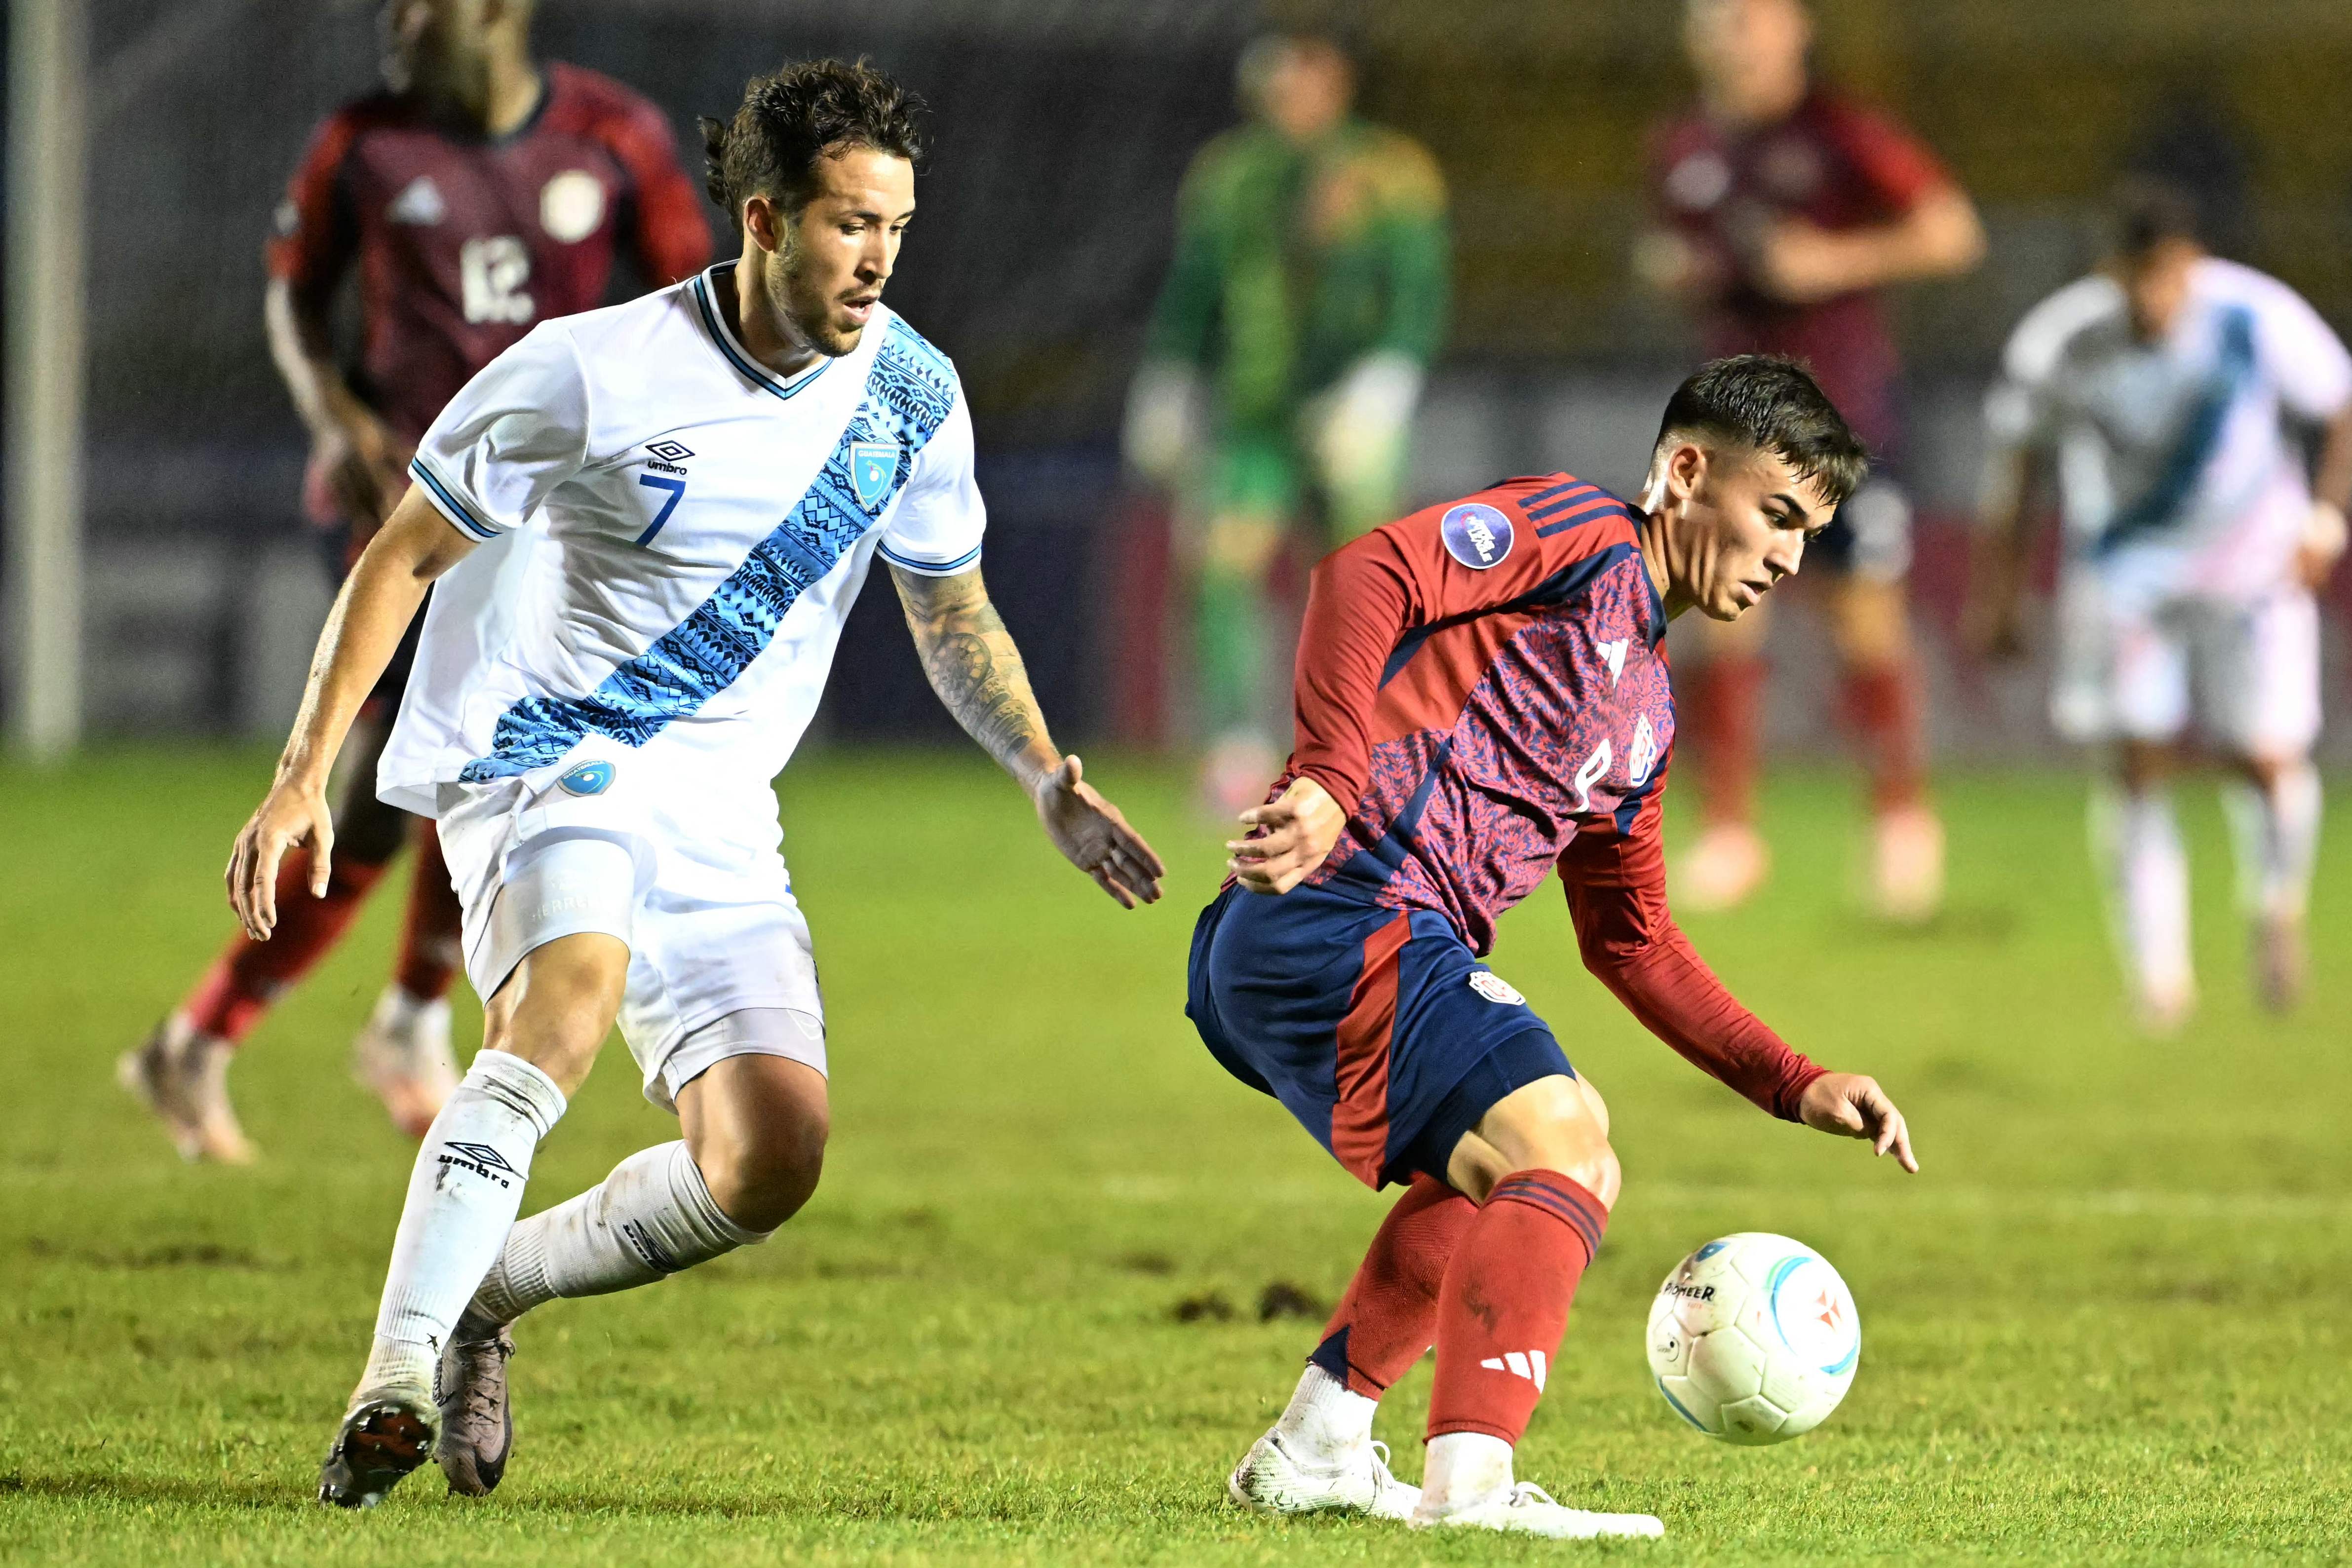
378,262,984,817
1985,257,2351,602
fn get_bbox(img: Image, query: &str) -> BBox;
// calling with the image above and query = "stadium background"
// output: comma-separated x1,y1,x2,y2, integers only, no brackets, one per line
5,4,2352,1562
13,0,2352,758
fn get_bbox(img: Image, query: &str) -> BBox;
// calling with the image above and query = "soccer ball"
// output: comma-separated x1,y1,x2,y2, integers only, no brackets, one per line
1645,1232,1859,1445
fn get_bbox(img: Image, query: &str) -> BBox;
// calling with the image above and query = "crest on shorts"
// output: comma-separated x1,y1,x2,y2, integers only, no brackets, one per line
557,761,614,797
849,442,898,509
1441,503,1514,570
1468,970,1527,1006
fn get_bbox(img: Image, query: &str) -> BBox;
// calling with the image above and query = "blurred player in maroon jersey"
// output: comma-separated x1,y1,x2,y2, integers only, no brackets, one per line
1636,0,1984,919
118,0,710,1162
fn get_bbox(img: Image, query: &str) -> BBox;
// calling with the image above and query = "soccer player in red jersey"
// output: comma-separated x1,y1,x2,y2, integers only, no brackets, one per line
1636,0,1984,919
119,0,710,1161
1191,357,1917,1539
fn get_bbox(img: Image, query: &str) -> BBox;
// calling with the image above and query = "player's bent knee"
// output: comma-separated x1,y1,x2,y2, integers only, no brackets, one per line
680,1056,830,1233
1450,1074,1620,1210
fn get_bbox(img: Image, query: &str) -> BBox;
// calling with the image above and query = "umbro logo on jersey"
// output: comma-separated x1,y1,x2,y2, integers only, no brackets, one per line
1441,502,1514,570
643,439,694,476
388,176,446,226
1480,1349,1549,1391
437,1141,521,1187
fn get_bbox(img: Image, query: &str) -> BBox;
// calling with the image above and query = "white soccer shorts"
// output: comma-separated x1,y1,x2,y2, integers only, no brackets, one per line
2051,574,2322,756
433,746,826,1111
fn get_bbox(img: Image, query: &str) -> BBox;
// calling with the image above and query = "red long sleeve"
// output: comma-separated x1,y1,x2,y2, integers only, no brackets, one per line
1291,530,1423,810
1559,790,1825,1120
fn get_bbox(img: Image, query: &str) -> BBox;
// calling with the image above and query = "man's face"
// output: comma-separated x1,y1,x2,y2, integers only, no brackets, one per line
1253,40,1352,143
380,0,491,101
1684,0,1811,118
755,148,916,359
1663,440,1831,620
2118,239,2199,344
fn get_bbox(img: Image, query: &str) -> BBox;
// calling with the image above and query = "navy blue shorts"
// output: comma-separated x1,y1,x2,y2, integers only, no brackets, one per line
1186,882,1574,1189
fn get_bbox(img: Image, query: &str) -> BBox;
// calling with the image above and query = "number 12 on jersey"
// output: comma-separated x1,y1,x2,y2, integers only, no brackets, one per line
635,473,686,546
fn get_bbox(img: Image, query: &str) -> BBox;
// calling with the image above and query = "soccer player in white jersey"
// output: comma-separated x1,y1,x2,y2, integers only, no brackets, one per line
221,60,1166,1507
1968,185,2352,1028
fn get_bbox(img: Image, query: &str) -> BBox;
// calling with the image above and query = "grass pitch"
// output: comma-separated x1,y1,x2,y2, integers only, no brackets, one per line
2,747,2349,1566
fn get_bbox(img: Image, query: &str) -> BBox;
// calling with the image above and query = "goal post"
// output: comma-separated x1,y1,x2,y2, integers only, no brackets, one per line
6,0,88,759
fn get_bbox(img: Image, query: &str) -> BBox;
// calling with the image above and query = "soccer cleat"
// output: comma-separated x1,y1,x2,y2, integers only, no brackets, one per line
318,1385,439,1508
1412,1481,1664,1539
1870,805,1945,924
2252,913,2305,1015
351,988,460,1140
117,1016,256,1164
1674,822,1770,913
434,1317,516,1496
1227,1429,1420,1521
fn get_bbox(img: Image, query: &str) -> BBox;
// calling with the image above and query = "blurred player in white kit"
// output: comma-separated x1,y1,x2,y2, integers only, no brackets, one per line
1969,184,2352,1028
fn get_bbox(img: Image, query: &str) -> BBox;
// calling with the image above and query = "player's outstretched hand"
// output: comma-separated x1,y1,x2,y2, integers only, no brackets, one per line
1228,775,1344,896
225,778,335,942
1797,1072,1919,1174
1035,755,1165,909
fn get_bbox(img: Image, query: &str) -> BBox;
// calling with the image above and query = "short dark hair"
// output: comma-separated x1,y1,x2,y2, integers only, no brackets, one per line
700,59,925,236
2109,177,2203,261
1654,354,1869,510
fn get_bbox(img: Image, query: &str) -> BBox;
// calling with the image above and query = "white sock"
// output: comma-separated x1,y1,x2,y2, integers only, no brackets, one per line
465,1141,768,1328
1419,1431,1513,1514
2221,764,2322,923
357,1051,566,1393
1271,1363,1378,1464
2090,781,2193,1009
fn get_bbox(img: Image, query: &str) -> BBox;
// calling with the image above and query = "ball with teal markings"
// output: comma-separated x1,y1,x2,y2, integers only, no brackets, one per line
1646,1232,1859,1445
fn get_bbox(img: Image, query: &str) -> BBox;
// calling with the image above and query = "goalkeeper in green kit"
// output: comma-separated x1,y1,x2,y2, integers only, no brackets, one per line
1125,29,1450,813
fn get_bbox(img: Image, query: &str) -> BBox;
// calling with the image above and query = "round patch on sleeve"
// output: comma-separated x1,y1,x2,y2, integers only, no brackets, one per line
1440,503,1514,571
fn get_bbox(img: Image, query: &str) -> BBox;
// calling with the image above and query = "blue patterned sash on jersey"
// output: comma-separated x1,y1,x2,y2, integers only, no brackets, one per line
459,316,957,781
2092,304,2255,558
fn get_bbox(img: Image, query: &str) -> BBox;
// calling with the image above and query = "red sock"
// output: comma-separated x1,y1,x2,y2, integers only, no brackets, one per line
1427,1170,1608,1443
1309,1173,1478,1396
1840,661,1928,814
392,819,464,1003
1686,653,1768,828
181,849,389,1044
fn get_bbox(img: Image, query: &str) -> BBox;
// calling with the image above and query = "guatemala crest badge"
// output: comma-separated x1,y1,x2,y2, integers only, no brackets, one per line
848,442,898,509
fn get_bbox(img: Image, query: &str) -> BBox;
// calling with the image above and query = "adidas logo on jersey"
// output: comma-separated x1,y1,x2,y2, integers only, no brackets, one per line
1599,638,1628,686
389,176,447,226
1480,1350,1548,1391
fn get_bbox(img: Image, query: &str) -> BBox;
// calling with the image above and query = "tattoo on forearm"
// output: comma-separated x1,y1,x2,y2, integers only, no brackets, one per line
899,573,1045,771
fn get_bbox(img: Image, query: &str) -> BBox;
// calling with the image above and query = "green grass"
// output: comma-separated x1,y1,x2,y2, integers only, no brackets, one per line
2,747,2350,1566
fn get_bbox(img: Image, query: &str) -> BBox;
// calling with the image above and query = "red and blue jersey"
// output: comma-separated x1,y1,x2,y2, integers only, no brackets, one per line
1276,473,1823,1121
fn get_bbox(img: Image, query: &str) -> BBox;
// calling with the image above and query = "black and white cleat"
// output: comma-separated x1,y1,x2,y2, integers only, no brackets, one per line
317,1390,438,1508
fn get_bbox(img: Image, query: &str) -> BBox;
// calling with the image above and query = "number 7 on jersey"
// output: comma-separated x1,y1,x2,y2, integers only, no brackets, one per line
635,473,687,546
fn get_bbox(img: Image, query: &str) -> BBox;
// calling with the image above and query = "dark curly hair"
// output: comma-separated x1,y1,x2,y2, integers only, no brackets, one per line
700,59,926,236
1654,354,1870,510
